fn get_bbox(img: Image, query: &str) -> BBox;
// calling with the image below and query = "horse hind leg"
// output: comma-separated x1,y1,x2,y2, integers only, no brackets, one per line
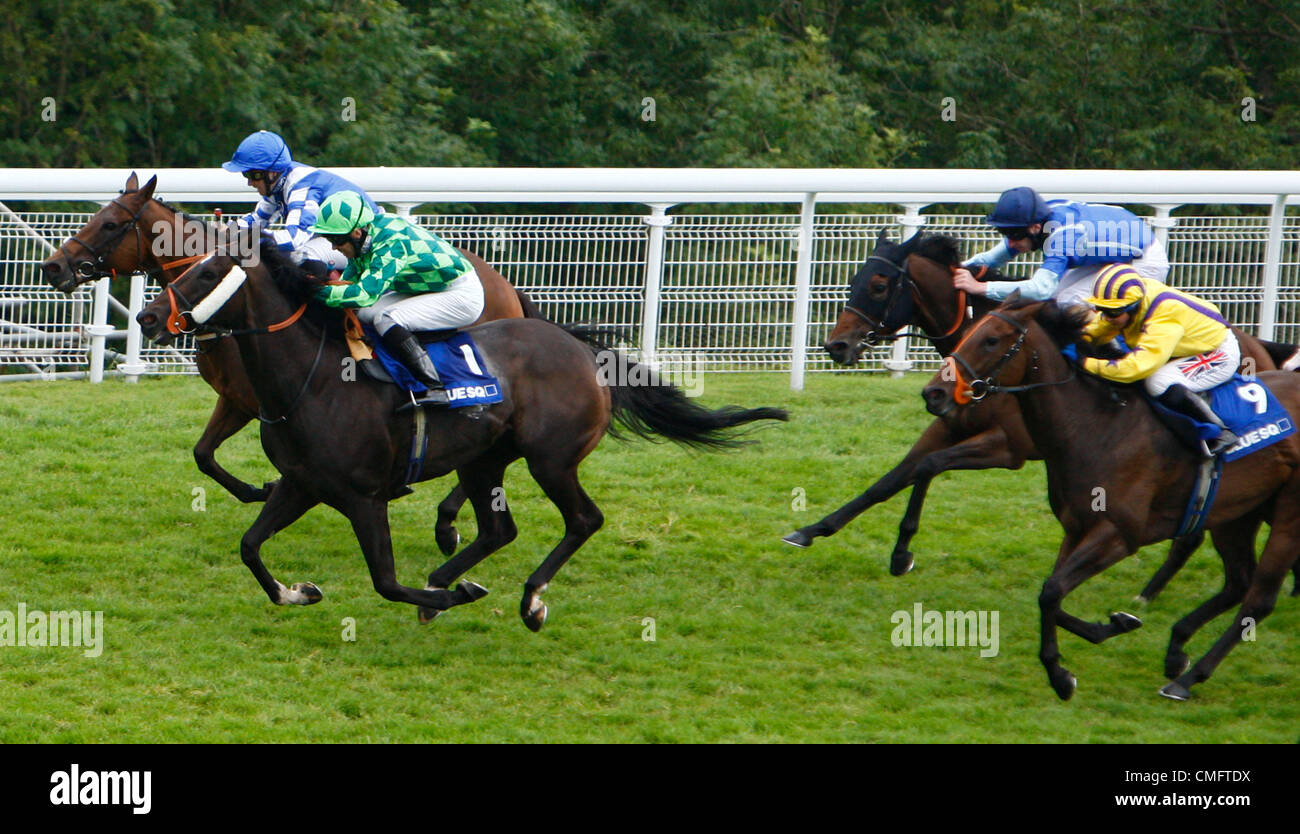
1161,514,1297,701
1135,531,1204,605
418,450,521,624
239,479,324,605
518,457,604,632
1161,516,1258,682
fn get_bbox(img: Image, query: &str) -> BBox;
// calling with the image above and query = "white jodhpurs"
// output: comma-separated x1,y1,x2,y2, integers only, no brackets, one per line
356,269,485,335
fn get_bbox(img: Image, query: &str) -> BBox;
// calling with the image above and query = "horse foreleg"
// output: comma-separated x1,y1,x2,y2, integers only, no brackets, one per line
195,395,273,503
239,478,323,605
1161,510,1299,700
1162,516,1259,681
1039,524,1132,700
782,418,960,550
419,451,520,624
886,425,1027,575
346,497,485,613
1135,531,1204,605
517,458,604,632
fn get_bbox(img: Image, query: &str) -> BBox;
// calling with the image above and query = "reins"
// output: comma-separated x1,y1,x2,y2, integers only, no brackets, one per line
945,310,1076,404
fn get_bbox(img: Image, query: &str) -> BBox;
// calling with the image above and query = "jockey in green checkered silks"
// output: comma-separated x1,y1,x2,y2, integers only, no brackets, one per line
310,190,485,406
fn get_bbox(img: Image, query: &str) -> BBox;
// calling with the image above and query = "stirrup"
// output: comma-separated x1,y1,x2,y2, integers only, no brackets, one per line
397,387,451,412
1200,430,1239,458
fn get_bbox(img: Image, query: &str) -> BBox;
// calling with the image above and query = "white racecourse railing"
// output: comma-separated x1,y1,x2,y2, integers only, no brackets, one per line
2,168,1299,389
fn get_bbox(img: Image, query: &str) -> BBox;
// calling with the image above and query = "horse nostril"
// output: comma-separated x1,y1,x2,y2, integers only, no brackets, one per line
825,340,845,355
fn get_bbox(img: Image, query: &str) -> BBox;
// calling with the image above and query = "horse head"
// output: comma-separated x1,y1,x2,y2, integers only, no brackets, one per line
825,229,963,365
920,293,1071,418
42,172,160,294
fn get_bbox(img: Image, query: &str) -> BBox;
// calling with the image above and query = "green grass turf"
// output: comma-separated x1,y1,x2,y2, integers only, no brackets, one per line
0,371,1295,742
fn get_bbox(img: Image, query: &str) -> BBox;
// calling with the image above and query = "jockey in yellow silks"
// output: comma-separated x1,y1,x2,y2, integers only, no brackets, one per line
1079,264,1240,455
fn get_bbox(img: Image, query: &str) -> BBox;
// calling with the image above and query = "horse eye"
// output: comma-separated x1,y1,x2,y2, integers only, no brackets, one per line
102,222,118,231
983,336,999,348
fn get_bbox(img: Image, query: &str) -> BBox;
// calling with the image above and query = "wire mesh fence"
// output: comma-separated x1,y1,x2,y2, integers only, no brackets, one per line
5,208,1299,378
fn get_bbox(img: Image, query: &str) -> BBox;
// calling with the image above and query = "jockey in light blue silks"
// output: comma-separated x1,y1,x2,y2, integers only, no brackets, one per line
952,186,1170,307
221,130,380,272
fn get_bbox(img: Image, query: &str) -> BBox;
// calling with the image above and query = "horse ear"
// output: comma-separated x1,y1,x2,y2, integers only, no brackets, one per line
1004,289,1022,306
125,171,139,192
875,229,891,247
138,175,158,201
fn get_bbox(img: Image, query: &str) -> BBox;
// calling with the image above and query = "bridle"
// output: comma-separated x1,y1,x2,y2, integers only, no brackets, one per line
62,195,149,282
844,254,973,348
161,258,318,424
62,193,211,286
943,310,1075,405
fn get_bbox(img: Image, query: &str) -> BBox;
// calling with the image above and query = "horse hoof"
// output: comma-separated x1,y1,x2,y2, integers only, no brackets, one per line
522,599,548,632
436,527,461,557
417,606,442,625
458,581,489,602
1159,681,1192,701
782,530,812,548
1109,611,1142,633
890,551,915,577
289,582,322,605
1051,670,1077,701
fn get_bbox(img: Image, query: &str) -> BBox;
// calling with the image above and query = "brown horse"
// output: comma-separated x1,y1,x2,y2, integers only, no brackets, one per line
41,173,534,545
789,230,1300,600
135,243,786,627
922,297,1300,700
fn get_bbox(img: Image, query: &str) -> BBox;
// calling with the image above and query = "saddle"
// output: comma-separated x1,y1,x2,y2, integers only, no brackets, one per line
1146,375,1295,462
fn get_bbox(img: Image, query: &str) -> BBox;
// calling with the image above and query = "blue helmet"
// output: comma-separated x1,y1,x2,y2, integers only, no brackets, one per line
985,187,1051,228
222,130,293,173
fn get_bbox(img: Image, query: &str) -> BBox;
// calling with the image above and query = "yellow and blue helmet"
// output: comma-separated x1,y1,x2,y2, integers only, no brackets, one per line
1087,264,1144,313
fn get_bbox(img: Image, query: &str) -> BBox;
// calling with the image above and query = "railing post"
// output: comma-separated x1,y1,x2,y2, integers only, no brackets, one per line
1148,204,1178,247
392,202,418,218
85,277,113,383
1259,194,1287,342
886,204,928,377
639,203,675,366
117,272,150,383
790,193,817,391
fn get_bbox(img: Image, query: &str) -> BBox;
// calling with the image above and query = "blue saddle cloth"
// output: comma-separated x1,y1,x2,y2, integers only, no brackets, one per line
1148,374,1295,462
366,326,503,408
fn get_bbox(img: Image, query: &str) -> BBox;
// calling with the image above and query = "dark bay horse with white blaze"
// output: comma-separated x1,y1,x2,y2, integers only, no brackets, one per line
790,230,1300,600
41,173,536,525
922,297,1300,700
135,243,787,628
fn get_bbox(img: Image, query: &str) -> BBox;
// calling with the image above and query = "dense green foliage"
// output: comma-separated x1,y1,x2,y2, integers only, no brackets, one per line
0,373,1295,742
2,0,1295,170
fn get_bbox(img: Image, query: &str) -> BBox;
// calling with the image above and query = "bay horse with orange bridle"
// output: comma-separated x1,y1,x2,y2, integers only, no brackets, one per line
786,230,1300,600
922,297,1300,700
42,172,538,553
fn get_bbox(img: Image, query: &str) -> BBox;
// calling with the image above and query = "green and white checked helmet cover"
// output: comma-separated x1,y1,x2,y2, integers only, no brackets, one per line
310,191,375,234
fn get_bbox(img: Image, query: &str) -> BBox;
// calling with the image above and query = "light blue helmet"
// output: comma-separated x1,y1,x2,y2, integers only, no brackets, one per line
222,130,293,174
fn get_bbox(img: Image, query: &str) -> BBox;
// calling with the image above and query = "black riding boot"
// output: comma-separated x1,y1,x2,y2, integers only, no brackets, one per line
1158,384,1237,457
381,324,450,407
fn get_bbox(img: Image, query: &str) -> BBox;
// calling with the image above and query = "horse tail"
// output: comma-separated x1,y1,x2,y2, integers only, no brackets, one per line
515,288,549,321
563,325,789,449
1256,337,1300,372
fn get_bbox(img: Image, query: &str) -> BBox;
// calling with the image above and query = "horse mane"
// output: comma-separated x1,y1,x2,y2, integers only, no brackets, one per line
257,240,348,339
909,233,963,267
1015,298,1093,348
